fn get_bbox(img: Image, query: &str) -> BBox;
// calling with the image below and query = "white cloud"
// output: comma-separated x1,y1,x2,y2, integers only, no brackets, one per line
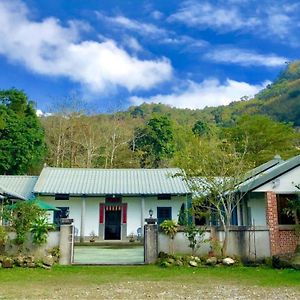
169,0,300,44
130,79,269,109
205,48,287,67
0,0,172,92
125,36,143,52
169,1,259,32
151,10,164,20
96,12,168,37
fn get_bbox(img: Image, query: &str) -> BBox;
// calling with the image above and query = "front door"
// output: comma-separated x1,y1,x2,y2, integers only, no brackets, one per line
105,210,121,240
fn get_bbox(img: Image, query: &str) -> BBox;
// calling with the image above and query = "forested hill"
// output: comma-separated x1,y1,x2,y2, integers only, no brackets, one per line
123,60,300,127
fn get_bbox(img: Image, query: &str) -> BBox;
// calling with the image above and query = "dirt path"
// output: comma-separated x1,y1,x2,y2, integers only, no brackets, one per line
2,281,299,299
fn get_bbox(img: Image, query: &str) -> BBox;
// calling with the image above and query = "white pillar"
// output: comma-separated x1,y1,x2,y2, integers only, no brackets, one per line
141,197,145,236
80,197,86,242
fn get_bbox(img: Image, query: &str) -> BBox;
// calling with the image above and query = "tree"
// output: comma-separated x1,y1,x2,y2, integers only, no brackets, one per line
131,115,175,168
2,201,45,249
223,115,299,167
174,134,252,256
0,89,46,174
192,120,211,137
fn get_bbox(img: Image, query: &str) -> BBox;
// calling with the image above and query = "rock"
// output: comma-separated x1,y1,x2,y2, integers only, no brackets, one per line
27,262,36,268
167,258,175,264
43,255,54,267
42,264,52,270
206,257,217,265
15,255,25,267
189,260,198,267
175,260,183,267
2,257,13,268
222,257,235,265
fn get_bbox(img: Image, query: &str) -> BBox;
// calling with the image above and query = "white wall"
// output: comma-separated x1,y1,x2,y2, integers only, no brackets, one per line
38,195,186,239
254,165,300,193
247,193,266,226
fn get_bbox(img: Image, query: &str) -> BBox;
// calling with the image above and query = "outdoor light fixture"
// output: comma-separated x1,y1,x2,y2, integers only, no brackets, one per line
149,209,153,218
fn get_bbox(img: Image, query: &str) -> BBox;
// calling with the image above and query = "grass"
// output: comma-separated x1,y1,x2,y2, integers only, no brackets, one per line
0,265,299,298
0,265,299,287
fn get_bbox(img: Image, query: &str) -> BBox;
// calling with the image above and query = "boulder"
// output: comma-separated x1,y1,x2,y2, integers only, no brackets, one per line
15,255,25,267
2,257,13,268
222,257,235,265
43,255,54,267
189,260,198,267
206,257,217,265
175,260,183,267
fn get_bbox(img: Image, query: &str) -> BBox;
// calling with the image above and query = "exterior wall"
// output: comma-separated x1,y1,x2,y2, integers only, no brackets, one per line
38,195,82,235
254,165,300,193
247,193,266,226
6,231,60,258
265,191,297,255
39,195,186,240
158,227,271,259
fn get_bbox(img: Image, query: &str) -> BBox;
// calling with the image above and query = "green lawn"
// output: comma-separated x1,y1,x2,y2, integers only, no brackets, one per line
0,265,299,299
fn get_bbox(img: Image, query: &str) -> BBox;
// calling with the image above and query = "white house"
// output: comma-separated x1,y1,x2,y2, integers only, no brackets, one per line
33,167,192,241
1,155,300,257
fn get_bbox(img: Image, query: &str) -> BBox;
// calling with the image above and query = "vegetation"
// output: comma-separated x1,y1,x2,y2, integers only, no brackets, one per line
0,265,299,299
175,134,252,256
0,89,46,174
1,201,45,249
2,61,300,174
160,220,178,254
131,115,175,167
30,217,54,246
184,224,206,255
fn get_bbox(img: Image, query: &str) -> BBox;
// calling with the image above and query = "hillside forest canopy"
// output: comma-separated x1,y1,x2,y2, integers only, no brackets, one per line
0,61,300,175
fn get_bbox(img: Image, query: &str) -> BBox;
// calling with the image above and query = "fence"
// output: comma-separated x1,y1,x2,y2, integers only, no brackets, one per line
158,226,271,259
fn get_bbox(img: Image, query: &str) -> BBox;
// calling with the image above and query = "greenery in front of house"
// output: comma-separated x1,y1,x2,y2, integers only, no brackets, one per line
0,265,299,288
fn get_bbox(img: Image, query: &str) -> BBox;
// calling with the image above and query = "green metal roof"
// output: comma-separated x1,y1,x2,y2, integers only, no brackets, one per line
34,167,191,196
239,154,300,193
0,176,38,200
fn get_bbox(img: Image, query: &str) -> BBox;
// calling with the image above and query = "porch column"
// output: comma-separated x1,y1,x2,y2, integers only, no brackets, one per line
80,197,86,243
141,197,145,237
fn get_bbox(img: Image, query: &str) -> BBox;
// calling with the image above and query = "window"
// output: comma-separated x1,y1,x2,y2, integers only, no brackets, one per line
55,194,69,200
157,207,172,225
53,207,70,226
158,194,171,200
277,194,298,225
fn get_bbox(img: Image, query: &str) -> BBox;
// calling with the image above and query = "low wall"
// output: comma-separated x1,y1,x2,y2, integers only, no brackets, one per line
158,226,271,259
5,230,60,258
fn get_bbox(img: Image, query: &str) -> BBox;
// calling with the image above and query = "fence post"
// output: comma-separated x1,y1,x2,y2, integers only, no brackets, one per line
59,218,74,265
144,217,158,264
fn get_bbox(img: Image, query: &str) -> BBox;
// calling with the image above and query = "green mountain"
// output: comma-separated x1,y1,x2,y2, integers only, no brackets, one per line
124,60,300,127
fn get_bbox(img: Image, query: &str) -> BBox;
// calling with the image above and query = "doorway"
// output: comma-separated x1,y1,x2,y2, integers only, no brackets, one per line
105,210,121,240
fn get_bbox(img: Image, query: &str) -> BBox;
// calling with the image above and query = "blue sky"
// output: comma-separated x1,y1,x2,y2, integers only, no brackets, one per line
0,0,299,113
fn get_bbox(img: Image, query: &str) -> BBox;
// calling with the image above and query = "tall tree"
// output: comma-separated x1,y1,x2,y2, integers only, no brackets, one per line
174,134,252,256
223,115,299,166
0,89,45,174
131,115,175,168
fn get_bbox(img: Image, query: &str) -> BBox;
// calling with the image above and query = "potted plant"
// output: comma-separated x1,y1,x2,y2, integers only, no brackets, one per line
89,231,96,243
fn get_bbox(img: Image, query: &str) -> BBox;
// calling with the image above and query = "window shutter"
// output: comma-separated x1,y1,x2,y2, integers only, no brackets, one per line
99,203,105,224
122,203,127,224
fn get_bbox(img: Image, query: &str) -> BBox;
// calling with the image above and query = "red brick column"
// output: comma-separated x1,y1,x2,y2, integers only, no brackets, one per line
265,191,279,255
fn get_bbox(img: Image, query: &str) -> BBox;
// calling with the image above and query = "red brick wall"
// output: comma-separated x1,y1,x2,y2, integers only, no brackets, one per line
265,191,297,255
278,229,297,254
